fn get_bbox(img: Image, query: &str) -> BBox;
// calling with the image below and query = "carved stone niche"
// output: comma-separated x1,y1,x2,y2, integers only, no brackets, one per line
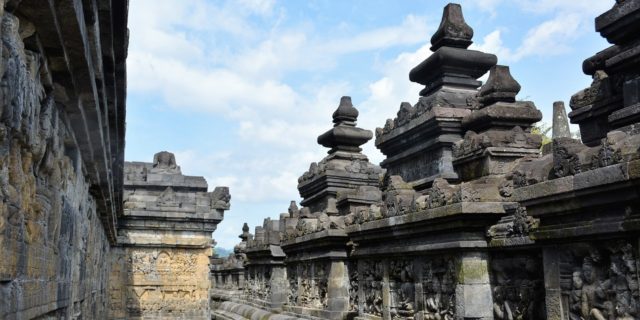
287,263,299,306
297,262,309,307
553,240,640,320
420,256,456,320
348,260,359,312
490,252,545,320
361,259,384,317
389,259,415,319
309,261,329,309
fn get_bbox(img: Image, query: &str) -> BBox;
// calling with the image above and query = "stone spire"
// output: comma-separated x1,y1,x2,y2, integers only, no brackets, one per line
455,65,542,180
409,3,496,97
298,96,381,212
377,3,497,189
318,96,373,154
239,222,250,242
465,65,542,132
477,65,521,106
332,96,359,124
552,101,571,138
430,3,473,51
569,0,640,145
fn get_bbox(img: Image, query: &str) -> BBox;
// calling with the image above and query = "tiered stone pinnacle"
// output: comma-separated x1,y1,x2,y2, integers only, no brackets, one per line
298,96,380,212
569,0,640,145
409,3,496,96
477,65,521,106
376,3,497,189
454,65,542,180
318,96,373,154
239,222,250,241
465,65,541,132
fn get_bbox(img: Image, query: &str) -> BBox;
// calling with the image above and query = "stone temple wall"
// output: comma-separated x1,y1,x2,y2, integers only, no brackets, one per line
109,152,230,319
109,247,213,319
212,2,640,320
0,0,127,319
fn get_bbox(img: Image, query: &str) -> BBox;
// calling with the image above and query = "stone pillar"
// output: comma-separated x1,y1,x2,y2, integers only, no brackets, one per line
382,260,391,320
542,248,565,319
227,273,233,288
553,101,571,138
327,260,350,317
270,265,288,310
217,273,223,288
455,252,493,320
413,257,425,318
356,260,366,315
238,270,245,289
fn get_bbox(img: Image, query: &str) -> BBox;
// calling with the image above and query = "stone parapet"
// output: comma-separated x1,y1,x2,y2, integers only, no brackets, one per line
110,151,230,319
211,2,640,320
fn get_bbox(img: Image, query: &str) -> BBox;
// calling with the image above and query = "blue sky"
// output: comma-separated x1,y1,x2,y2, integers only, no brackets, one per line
125,0,613,249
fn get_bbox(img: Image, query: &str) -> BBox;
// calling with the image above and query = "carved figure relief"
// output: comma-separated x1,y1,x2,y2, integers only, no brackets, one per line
156,251,172,274
428,178,458,208
298,262,312,306
310,262,328,309
287,264,298,305
362,260,384,316
422,257,456,320
157,187,180,208
490,253,545,320
563,241,640,320
348,261,359,312
210,186,231,210
389,259,415,319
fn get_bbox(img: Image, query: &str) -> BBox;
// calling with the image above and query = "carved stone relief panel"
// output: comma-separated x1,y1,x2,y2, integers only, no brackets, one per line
244,267,257,298
389,259,415,319
299,262,312,307
558,241,639,320
348,260,359,312
124,247,210,317
490,252,545,320
245,265,270,301
421,256,456,320
262,266,272,301
311,261,329,309
287,263,299,305
386,150,446,184
362,259,384,317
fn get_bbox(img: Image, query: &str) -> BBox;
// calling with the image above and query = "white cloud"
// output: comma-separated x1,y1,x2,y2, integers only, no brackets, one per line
471,29,512,60
471,12,590,62
514,0,612,16
323,15,430,55
461,0,504,18
464,0,611,63
127,1,433,206
512,13,582,60
357,43,431,164
128,51,299,116
236,0,276,16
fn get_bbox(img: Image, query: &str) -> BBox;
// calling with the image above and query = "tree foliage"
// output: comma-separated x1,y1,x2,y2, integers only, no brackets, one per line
532,123,552,147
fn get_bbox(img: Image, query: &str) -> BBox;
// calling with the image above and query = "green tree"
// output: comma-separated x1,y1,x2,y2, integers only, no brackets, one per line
531,123,552,147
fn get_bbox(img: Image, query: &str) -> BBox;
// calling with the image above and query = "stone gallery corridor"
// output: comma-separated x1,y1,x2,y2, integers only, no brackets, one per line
1,0,640,319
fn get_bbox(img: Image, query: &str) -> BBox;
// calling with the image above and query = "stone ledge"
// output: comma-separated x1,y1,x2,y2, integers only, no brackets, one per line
347,201,508,234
